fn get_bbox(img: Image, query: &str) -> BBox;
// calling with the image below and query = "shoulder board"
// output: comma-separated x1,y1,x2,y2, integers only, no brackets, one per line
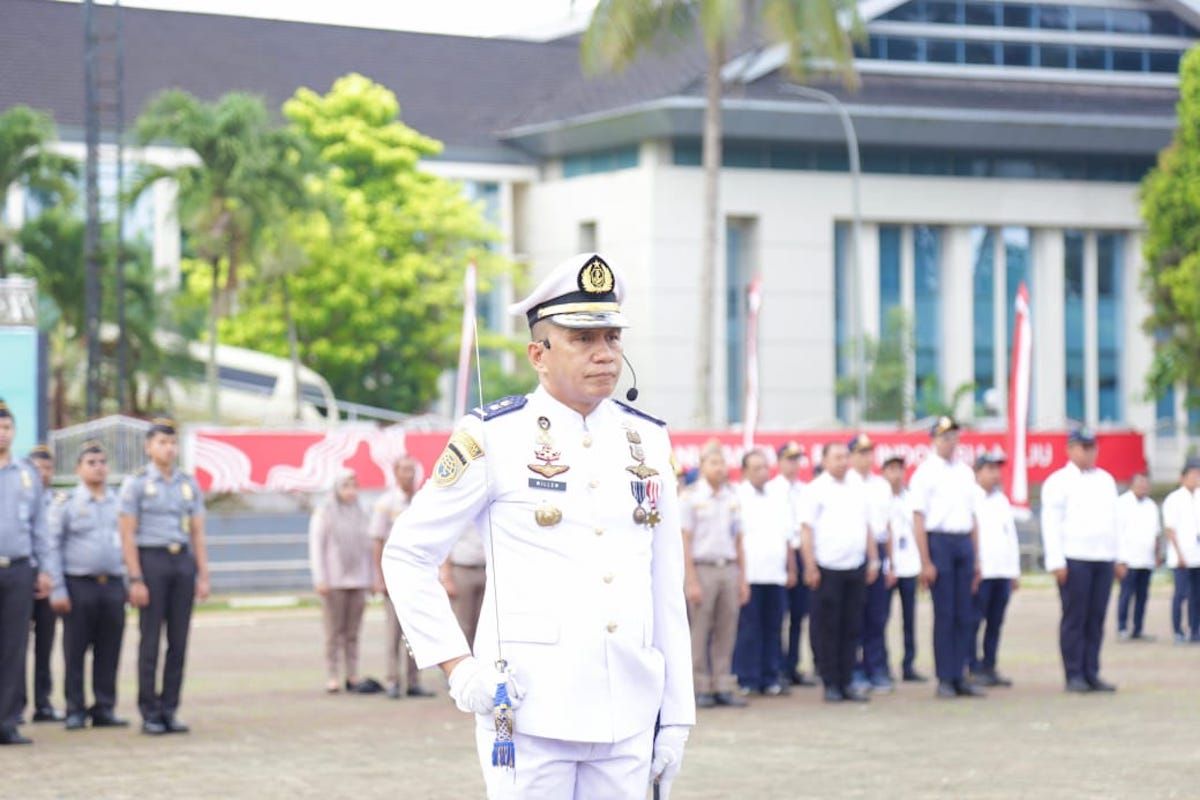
53,491,69,505
613,399,666,427
135,466,148,477
471,395,527,422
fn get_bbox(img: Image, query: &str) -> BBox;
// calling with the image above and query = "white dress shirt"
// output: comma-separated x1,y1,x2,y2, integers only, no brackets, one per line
1163,486,1200,567
1116,491,1160,569
908,452,977,534
766,474,805,548
798,472,869,571
851,470,892,543
1039,462,1119,572
737,481,793,585
975,485,1020,579
888,488,921,578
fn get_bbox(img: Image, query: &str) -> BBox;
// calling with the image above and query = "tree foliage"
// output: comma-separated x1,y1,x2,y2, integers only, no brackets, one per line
215,74,509,412
1141,46,1200,406
0,105,77,277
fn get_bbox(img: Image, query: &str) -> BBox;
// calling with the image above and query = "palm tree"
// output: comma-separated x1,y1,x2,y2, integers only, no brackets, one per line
133,90,307,422
0,106,77,277
581,0,859,425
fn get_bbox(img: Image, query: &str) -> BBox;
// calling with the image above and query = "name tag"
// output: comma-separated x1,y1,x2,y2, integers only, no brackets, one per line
528,478,567,492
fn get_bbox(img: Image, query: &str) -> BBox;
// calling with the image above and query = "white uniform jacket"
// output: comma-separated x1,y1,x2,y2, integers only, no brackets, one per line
383,386,695,744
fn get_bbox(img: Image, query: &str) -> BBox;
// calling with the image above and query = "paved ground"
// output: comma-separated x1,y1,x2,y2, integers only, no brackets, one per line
7,580,1200,799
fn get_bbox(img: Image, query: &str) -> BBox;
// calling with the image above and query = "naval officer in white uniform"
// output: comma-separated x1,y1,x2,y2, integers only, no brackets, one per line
383,253,695,799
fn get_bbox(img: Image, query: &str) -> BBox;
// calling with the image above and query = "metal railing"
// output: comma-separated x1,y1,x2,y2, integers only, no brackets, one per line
48,414,151,481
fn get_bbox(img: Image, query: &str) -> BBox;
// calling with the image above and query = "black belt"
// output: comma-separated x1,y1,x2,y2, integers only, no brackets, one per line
451,563,485,569
695,558,736,568
0,556,30,569
66,574,124,585
929,530,971,537
139,543,189,555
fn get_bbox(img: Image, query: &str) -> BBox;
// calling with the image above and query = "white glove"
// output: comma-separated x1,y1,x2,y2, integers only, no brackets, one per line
447,656,525,716
649,725,690,799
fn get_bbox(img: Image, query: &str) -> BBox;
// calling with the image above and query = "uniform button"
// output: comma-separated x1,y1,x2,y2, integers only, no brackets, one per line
603,573,614,584
594,527,604,536
589,479,599,489
582,434,593,448
606,622,618,633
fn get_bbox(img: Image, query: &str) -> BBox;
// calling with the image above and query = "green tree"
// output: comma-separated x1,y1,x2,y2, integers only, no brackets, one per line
0,106,77,277
217,74,509,412
581,0,860,424
134,90,308,422
837,307,911,424
1141,46,1200,410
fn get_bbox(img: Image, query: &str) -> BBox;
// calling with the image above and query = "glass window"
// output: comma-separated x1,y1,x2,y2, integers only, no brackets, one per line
869,35,887,59
888,37,920,61
1097,232,1123,422
1076,46,1106,70
1064,230,1086,422
927,38,961,63
1149,51,1181,74
883,0,921,21
1002,43,1034,66
1037,5,1071,29
1002,3,1032,27
1148,11,1180,36
1112,49,1146,72
964,1,998,25
1073,6,1107,32
563,146,639,178
1040,43,1071,68
879,226,903,331
966,41,998,64
1109,9,1149,34
972,227,996,406
835,222,850,422
1156,383,1175,434
914,226,942,417
725,218,756,424
928,0,962,24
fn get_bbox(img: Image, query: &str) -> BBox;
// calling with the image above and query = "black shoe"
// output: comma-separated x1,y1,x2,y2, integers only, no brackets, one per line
65,712,88,731
32,706,64,723
955,680,986,698
1087,678,1117,693
971,670,999,687
0,726,32,745
902,669,929,683
936,681,958,699
1065,677,1093,694
790,671,818,687
761,683,789,697
695,693,716,709
141,718,169,735
90,710,129,728
406,686,435,698
713,691,748,707
991,673,1013,688
823,686,845,703
1129,632,1156,642
162,715,190,734
842,685,871,702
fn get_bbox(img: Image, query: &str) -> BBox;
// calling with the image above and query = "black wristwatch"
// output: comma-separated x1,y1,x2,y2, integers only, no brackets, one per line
129,575,145,584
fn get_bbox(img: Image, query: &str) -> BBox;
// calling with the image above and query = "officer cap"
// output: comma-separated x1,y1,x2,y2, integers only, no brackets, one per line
1067,428,1096,447
1182,456,1200,475
77,439,105,461
848,433,874,453
777,441,802,460
930,416,959,437
974,449,1007,470
28,443,53,461
0,398,11,420
882,455,905,469
510,253,630,330
146,417,177,438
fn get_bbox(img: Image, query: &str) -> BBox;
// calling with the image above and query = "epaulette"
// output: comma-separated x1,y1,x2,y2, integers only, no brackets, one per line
613,399,667,427
471,395,527,422
53,491,68,505
135,466,147,477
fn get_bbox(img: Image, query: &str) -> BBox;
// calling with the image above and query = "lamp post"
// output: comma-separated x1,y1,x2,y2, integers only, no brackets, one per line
780,84,866,426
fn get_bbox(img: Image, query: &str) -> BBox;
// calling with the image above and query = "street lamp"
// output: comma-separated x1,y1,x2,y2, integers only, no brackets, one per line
779,84,866,426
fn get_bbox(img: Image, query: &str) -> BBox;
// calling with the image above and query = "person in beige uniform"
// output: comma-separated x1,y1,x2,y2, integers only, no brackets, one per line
369,457,433,699
439,524,486,647
682,441,748,708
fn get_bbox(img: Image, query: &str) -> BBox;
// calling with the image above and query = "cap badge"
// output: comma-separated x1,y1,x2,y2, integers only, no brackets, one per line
578,256,614,295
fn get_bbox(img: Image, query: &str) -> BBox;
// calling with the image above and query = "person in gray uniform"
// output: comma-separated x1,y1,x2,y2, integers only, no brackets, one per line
0,400,51,745
23,444,63,724
118,418,210,735
47,441,129,730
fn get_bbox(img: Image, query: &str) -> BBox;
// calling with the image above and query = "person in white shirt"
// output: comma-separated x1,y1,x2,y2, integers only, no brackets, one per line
732,450,798,696
882,455,926,682
767,442,817,688
848,434,895,693
909,416,983,699
1115,472,1161,641
1162,457,1200,644
969,452,1020,688
1040,428,1123,693
799,442,880,704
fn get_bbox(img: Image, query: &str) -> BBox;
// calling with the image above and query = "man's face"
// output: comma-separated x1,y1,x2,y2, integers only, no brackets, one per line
1068,442,1097,470
883,462,905,491
934,430,959,458
850,448,874,474
33,458,54,487
0,418,13,455
824,445,849,480
778,455,799,481
394,460,417,493
700,452,727,487
77,452,109,486
1131,474,1150,499
146,432,179,467
1183,468,1200,492
528,324,623,409
337,478,359,504
744,454,769,490
977,463,1001,492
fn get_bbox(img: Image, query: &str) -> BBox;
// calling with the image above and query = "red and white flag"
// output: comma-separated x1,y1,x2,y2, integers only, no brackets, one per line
742,274,763,452
453,262,478,421
1005,281,1032,510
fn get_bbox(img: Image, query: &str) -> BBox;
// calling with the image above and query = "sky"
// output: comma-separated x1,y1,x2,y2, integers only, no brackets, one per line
53,0,601,39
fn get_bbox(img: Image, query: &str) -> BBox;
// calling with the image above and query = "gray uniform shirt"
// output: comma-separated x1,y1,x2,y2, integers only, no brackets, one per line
118,465,205,547
47,484,124,601
0,458,49,567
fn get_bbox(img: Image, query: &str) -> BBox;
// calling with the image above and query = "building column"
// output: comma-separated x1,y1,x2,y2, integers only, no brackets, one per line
941,225,974,418
1083,232,1099,428
901,225,916,424
1032,228,1065,427
860,223,880,340
1123,231,1153,433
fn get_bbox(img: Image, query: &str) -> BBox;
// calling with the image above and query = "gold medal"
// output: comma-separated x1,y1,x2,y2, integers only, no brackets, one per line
534,503,562,527
181,483,193,502
632,506,648,524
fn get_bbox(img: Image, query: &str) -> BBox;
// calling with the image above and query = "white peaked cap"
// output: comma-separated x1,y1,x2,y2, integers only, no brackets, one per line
508,253,630,330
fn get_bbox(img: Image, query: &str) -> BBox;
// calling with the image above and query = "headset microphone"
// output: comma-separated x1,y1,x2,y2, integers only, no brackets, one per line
622,353,640,402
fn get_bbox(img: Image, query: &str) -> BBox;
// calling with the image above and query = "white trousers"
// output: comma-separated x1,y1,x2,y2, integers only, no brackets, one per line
474,719,655,800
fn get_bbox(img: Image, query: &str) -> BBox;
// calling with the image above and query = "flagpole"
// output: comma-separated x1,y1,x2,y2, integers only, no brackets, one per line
1006,282,1032,512
453,262,478,420
742,274,762,452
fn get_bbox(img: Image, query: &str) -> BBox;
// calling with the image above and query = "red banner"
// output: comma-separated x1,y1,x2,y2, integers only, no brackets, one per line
188,425,1146,494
